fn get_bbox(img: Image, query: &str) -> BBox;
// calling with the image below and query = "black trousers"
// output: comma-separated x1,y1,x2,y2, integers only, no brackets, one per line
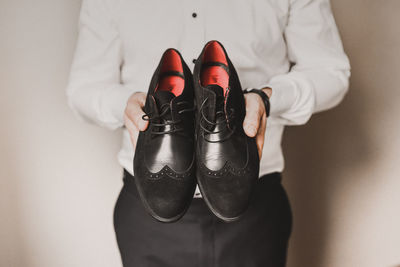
114,170,292,267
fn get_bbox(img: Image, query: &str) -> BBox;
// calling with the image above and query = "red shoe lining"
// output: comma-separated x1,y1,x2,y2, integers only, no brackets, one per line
156,50,184,96
201,41,229,95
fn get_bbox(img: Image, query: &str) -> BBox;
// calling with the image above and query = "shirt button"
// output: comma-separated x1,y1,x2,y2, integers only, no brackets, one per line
192,12,197,18
192,58,196,64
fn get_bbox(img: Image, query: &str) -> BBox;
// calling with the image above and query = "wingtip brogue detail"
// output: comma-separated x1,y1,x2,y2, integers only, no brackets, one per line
138,156,195,181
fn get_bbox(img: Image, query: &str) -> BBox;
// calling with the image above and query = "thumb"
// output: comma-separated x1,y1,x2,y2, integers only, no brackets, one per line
243,108,261,137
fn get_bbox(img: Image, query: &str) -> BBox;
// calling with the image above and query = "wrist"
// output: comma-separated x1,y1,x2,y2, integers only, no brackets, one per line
243,88,271,117
261,87,272,98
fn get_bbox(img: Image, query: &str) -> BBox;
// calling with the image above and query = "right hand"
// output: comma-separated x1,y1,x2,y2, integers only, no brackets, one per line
124,92,149,148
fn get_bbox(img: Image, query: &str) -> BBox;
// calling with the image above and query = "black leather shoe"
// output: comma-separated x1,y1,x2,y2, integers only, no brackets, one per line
193,41,260,222
133,49,196,223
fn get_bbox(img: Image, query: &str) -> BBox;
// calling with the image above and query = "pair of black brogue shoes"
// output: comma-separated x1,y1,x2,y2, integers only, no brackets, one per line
133,41,259,223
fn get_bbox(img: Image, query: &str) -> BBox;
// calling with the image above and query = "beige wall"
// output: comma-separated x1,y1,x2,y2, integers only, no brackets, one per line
0,0,399,266
284,1,400,266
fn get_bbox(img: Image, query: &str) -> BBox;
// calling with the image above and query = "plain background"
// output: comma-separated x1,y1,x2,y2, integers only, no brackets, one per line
1,0,399,266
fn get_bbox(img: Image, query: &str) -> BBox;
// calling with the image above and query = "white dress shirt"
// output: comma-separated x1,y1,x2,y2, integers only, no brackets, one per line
66,0,350,197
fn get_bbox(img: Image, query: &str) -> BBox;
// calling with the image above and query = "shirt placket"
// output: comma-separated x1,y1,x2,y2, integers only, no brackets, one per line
182,0,205,71
181,0,204,199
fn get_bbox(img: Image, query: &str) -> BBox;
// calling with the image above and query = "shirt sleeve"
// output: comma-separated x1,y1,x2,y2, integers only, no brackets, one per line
265,0,351,125
66,0,132,130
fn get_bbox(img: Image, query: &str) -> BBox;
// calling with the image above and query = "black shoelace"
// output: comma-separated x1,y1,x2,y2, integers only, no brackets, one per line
142,101,195,135
199,96,236,143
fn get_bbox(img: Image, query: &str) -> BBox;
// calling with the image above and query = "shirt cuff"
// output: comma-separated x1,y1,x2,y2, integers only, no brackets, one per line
256,73,315,125
68,84,134,130
256,78,297,117
104,85,134,128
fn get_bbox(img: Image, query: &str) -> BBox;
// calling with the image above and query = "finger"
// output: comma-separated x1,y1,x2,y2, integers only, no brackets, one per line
243,97,263,137
134,91,147,106
124,114,139,148
130,128,139,149
126,96,148,131
256,114,267,159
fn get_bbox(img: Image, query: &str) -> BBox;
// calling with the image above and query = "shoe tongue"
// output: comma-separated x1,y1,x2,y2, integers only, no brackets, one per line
206,84,225,115
206,84,224,97
153,90,175,107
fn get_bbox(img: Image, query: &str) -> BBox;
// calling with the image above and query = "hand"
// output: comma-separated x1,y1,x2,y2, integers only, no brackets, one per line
243,88,272,159
124,92,149,148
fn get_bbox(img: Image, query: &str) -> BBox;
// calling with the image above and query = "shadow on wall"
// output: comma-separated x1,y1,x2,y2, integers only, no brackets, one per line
282,81,374,267
280,0,400,265
282,4,371,267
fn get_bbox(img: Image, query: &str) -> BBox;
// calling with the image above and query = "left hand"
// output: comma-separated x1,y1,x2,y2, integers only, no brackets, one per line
243,88,272,159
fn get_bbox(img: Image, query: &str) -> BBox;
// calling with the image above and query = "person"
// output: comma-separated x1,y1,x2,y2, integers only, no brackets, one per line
66,0,350,266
